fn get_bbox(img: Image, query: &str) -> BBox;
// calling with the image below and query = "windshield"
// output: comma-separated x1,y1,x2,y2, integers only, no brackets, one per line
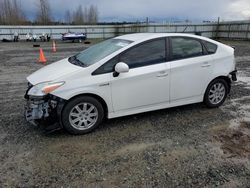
68,39,132,66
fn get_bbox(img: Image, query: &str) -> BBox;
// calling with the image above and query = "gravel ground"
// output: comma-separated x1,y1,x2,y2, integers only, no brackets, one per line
0,40,249,188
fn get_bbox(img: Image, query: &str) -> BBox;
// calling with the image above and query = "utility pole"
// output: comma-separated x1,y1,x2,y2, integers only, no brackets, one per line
146,17,149,25
215,17,220,39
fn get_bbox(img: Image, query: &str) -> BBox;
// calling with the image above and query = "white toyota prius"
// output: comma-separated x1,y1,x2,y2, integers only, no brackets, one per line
25,33,237,134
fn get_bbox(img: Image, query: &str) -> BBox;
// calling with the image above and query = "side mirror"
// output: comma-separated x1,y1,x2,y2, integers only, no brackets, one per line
113,62,129,77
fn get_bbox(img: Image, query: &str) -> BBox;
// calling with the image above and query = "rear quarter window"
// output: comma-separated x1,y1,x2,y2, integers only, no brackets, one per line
203,41,217,54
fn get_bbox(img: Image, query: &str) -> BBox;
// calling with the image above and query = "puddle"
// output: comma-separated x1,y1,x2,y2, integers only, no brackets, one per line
237,76,250,85
237,71,250,89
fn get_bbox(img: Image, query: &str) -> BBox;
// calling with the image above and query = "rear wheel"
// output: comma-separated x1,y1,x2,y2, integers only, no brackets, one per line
62,96,104,134
204,79,229,108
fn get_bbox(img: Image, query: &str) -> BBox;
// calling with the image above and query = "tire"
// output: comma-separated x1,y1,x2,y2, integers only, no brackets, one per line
61,96,104,135
204,78,229,108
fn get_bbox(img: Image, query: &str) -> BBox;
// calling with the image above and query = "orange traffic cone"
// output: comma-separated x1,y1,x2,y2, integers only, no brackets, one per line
52,40,56,52
39,48,47,64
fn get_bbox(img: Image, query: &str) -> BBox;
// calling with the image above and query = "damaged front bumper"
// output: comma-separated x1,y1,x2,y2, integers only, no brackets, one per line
24,83,65,130
25,98,50,126
230,70,237,81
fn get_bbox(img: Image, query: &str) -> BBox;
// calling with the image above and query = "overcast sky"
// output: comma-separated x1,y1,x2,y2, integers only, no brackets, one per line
23,0,250,22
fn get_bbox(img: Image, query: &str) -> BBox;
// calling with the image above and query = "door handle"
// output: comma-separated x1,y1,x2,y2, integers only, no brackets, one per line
99,83,110,87
157,71,168,77
201,62,211,67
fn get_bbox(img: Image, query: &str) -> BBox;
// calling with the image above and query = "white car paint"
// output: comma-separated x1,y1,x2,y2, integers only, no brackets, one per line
111,62,170,112
170,54,214,101
28,58,81,84
27,33,235,119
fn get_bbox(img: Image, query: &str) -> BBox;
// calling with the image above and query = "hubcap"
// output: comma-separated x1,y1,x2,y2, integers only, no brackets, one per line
208,82,226,105
69,103,98,130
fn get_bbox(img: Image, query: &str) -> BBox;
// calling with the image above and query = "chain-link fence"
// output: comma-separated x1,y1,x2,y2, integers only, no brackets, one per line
0,21,249,40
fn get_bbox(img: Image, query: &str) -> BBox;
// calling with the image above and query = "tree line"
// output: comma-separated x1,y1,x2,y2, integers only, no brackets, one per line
0,0,99,25
64,5,98,25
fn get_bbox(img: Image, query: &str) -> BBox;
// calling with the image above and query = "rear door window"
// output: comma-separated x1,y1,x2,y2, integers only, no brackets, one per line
171,37,204,60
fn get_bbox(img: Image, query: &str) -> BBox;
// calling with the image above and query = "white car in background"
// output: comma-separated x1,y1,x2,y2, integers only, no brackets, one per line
26,33,38,42
25,33,237,134
25,33,33,41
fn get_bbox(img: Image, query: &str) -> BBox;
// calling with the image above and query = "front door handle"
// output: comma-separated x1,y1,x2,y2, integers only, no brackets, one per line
201,62,211,67
157,71,168,77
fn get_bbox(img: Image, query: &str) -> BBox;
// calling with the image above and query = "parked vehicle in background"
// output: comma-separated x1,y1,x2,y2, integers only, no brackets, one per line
26,33,39,42
39,33,46,42
26,33,33,41
39,33,51,42
25,33,237,134
62,32,87,42
13,32,19,42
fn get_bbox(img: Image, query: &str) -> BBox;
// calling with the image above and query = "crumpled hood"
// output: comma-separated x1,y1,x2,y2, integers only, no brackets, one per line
27,58,81,85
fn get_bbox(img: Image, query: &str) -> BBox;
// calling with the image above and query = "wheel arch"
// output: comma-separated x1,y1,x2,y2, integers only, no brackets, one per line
204,75,231,100
61,93,109,118
211,76,231,93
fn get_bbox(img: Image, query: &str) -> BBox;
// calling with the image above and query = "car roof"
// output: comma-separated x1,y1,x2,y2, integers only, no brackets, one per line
115,33,214,43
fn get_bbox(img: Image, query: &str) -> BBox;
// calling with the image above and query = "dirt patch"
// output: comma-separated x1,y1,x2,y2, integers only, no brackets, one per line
241,121,250,129
213,121,250,159
159,146,199,166
115,142,156,155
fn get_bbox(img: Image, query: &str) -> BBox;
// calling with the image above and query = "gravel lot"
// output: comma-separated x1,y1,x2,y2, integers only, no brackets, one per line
0,39,249,187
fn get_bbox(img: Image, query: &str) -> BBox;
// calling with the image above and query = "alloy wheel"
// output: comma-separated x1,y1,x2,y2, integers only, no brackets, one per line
69,102,98,130
208,83,226,105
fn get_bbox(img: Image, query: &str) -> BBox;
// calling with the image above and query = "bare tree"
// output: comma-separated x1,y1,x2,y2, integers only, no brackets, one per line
64,10,72,24
72,5,84,24
12,0,26,24
36,0,52,25
0,0,26,25
88,5,98,24
83,6,89,24
0,0,4,24
72,4,99,25
3,0,12,24
0,1,99,25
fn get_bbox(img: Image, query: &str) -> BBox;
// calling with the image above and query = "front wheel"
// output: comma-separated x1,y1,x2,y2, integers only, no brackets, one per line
204,79,229,108
61,96,104,134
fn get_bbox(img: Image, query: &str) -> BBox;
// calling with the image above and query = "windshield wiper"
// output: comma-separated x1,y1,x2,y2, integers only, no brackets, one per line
68,55,86,67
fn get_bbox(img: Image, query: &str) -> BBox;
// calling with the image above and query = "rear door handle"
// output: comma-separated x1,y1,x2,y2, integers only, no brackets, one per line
157,71,168,77
201,62,211,67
